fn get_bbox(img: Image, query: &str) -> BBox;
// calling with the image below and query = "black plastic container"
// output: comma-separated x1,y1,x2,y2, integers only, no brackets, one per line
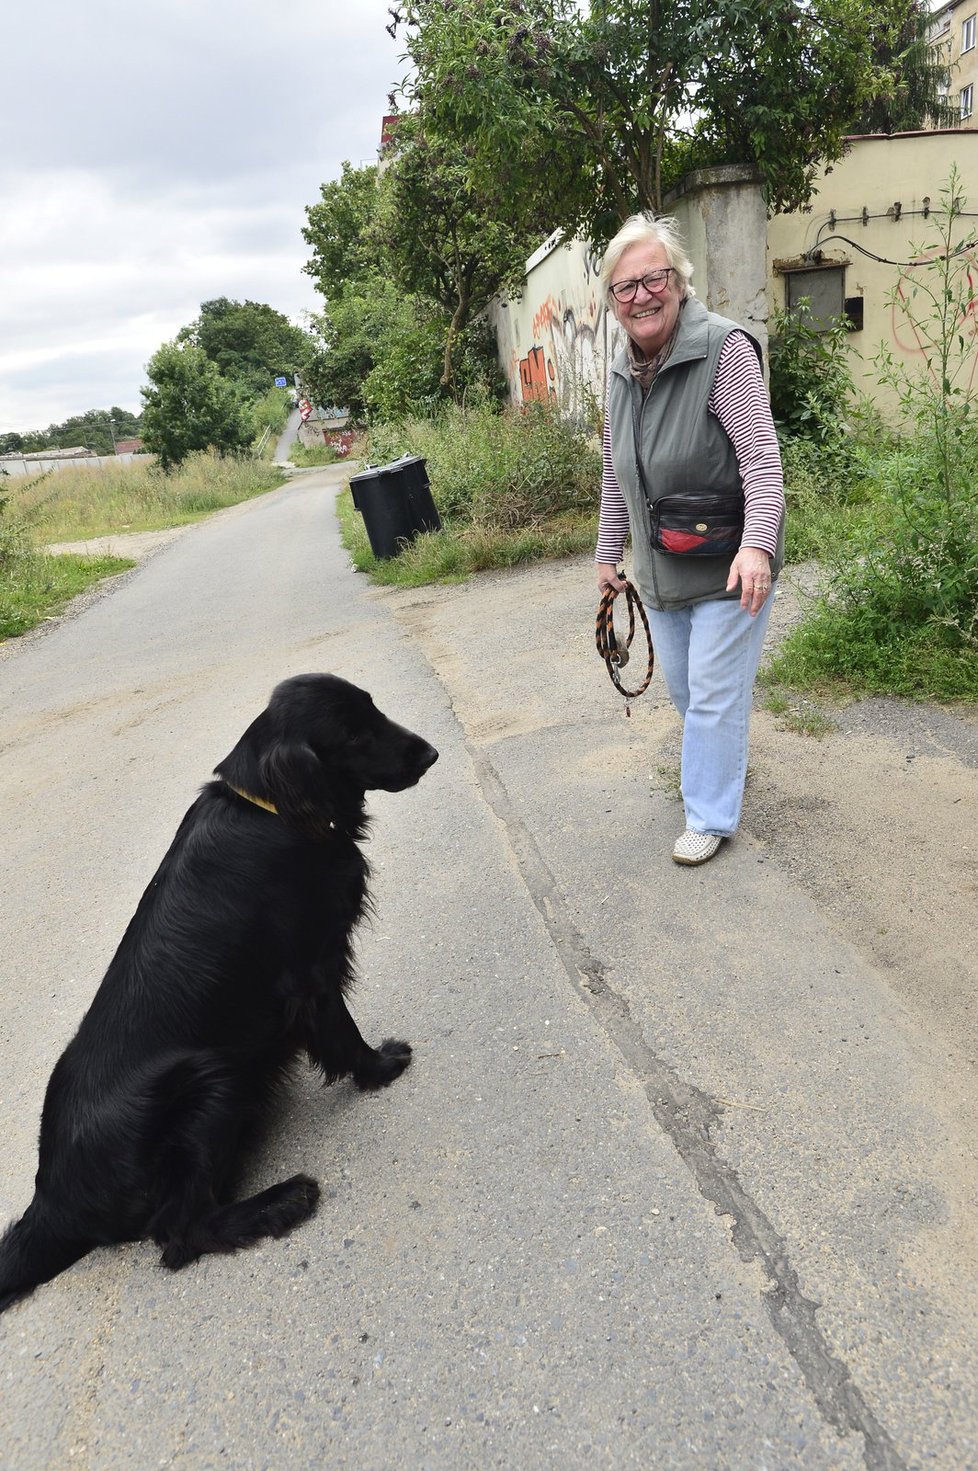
348,455,442,559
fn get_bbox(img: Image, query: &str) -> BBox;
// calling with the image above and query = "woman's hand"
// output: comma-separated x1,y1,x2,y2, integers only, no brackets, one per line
597,563,627,597
727,547,773,617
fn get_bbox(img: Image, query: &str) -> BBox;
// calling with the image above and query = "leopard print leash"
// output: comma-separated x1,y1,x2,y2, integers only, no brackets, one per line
595,579,655,712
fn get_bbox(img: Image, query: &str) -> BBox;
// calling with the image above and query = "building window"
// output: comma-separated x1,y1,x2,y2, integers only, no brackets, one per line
963,14,976,51
962,83,975,120
782,265,846,331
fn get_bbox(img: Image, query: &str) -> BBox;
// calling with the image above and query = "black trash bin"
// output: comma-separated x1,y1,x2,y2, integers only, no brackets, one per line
348,454,441,559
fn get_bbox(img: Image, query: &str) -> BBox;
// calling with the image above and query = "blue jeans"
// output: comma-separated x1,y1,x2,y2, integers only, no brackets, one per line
644,595,774,836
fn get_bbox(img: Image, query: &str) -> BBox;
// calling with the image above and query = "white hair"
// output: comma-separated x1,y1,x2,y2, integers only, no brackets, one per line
599,213,696,307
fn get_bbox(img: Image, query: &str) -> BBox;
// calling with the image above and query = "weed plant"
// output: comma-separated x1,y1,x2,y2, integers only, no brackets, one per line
769,169,978,701
289,442,341,468
338,490,595,585
365,400,600,533
0,507,132,638
1,451,285,640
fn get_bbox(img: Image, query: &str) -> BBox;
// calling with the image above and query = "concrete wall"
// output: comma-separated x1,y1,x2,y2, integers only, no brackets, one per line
489,234,623,421
493,136,978,422
664,164,769,353
0,452,153,478
492,166,769,415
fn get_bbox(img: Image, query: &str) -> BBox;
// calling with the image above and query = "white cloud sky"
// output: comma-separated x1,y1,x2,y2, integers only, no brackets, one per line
0,0,405,432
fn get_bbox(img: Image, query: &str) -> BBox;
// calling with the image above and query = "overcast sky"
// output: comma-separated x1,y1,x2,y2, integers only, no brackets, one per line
0,0,404,434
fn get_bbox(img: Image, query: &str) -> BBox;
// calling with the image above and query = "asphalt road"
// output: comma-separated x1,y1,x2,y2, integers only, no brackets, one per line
1,467,975,1470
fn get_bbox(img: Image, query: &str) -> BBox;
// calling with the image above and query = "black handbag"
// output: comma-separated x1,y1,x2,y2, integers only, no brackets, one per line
649,491,745,557
632,394,744,557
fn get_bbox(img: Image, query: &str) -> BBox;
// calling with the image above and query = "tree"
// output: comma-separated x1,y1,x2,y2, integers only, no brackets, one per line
395,0,946,237
302,276,444,422
140,342,252,470
376,120,543,386
2,408,143,457
53,407,142,456
302,142,522,405
303,162,384,302
177,298,313,399
848,1,955,134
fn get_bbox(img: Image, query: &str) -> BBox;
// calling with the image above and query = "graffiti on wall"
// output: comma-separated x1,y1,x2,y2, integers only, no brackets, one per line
519,344,555,403
511,290,617,421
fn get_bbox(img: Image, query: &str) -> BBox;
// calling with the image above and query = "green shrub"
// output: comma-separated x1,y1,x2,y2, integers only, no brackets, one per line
769,303,856,447
249,386,292,445
0,499,134,641
366,400,600,530
781,436,882,564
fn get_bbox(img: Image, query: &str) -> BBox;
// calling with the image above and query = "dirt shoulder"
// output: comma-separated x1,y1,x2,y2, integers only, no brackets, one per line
44,527,189,560
377,554,978,1096
33,532,978,1084
752,564,978,1079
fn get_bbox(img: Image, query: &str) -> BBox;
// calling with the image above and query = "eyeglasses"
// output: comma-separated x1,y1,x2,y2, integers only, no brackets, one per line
610,268,675,303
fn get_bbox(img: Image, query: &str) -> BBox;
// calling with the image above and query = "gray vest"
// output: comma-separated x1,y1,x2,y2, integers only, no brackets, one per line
607,297,785,610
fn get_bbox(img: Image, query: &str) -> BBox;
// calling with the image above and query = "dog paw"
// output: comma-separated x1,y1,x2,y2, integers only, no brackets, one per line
269,1173,321,1232
159,1238,202,1272
354,1038,412,1090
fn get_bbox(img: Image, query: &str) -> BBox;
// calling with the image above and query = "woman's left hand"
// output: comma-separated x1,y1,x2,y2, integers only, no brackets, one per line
727,548,773,617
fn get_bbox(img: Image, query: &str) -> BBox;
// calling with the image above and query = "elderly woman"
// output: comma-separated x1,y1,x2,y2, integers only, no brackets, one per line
595,213,785,866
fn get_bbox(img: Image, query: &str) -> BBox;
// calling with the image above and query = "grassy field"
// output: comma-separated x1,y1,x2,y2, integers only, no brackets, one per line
0,451,286,641
7,452,284,544
0,539,134,640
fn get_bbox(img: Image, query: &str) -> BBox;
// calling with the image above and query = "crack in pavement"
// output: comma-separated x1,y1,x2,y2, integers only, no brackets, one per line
472,746,906,1471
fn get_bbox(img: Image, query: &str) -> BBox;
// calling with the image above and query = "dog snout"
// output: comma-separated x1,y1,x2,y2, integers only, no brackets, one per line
417,741,438,773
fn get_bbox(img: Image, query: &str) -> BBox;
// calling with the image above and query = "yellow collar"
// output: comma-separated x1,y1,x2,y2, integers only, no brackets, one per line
226,783,278,815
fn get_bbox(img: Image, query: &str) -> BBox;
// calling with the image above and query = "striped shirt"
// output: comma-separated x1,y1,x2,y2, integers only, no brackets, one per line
595,332,785,565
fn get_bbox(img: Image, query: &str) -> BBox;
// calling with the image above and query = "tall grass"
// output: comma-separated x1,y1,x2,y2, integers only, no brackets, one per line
342,400,600,585
769,174,978,703
8,451,285,545
338,491,595,585
366,400,600,530
0,450,286,640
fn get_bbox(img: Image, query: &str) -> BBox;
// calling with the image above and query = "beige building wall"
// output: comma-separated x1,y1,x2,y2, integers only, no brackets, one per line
492,135,977,422
766,130,978,417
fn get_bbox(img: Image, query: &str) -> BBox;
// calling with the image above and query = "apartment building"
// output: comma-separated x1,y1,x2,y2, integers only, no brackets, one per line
932,0,978,121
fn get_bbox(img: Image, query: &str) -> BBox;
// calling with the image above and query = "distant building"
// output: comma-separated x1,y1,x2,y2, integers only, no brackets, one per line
114,438,144,455
931,0,978,122
21,445,94,460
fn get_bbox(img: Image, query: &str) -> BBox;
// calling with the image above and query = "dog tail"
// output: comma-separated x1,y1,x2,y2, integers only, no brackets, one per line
0,1200,90,1313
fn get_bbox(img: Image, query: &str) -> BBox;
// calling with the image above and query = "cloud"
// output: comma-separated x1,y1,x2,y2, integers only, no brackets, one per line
0,0,404,431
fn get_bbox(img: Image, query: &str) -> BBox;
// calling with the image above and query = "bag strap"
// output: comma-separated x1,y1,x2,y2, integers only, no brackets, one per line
631,389,653,509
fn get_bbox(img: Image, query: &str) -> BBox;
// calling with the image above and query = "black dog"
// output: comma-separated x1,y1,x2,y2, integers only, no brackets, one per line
0,674,437,1312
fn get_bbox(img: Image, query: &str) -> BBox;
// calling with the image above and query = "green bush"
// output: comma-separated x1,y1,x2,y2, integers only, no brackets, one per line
780,436,881,564
249,386,292,445
769,303,856,448
366,400,600,530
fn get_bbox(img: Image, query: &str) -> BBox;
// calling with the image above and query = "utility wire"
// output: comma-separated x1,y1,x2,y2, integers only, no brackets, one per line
808,231,978,269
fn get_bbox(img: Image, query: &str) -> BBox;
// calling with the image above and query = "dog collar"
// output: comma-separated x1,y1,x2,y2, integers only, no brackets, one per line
225,782,278,815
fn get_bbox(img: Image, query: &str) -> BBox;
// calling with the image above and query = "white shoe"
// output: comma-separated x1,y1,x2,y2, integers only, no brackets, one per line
672,829,724,866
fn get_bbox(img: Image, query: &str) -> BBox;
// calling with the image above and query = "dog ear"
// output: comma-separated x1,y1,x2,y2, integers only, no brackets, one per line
259,739,339,839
